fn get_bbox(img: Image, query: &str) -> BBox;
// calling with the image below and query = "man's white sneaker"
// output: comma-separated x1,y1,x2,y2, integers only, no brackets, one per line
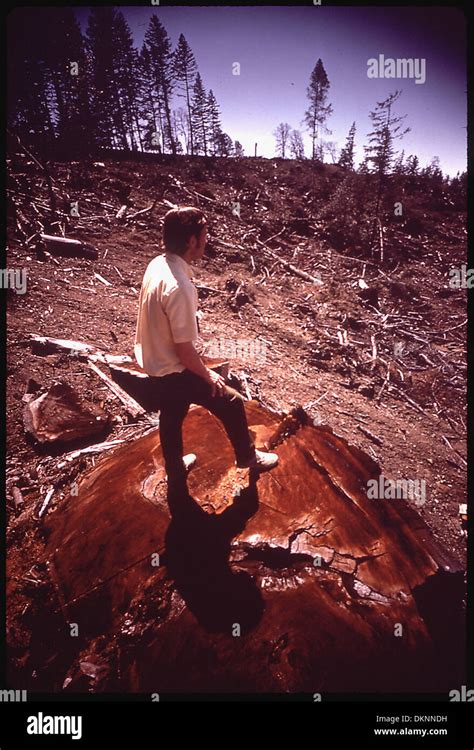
236,449,279,472
182,453,197,472
165,453,196,481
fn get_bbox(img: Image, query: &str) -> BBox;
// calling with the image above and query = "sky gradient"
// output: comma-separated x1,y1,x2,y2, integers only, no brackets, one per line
76,5,467,177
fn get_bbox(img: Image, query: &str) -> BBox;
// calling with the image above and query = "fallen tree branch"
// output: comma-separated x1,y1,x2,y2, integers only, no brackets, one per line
255,238,323,285
87,361,145,417
184,185,215,203
357,425,383,446
94,272,112,287
56,439,128,466
388,384,427,415
38,488,55,519
442,435,467,467
195,283,223,294
375,364,391,402
162,199,177,209
214,237,245,251
125,200,158,221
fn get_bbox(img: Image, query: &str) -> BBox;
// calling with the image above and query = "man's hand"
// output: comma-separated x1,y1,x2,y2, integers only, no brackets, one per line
206,368,227,398
175,341,227,396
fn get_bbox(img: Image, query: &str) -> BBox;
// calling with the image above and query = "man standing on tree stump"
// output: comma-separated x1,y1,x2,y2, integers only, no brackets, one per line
134,206,278,502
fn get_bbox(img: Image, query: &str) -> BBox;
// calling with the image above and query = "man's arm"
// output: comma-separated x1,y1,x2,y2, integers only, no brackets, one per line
175,341,226,397
163,284,226,396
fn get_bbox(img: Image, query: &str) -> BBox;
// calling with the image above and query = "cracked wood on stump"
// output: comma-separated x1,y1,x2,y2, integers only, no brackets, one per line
43,402,464,693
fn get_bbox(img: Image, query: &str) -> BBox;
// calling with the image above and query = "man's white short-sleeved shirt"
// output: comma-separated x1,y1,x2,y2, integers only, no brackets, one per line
134,251,198,376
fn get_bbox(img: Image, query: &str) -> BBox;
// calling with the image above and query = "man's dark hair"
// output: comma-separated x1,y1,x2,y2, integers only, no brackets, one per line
162,206,207,256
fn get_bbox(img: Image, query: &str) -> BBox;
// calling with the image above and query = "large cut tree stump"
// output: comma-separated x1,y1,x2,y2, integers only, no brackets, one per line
43,402,464,693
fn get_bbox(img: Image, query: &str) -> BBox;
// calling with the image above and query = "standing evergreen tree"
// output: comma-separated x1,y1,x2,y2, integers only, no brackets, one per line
138,44,164,152
37,8,93,155
422,155,443,180
87,7,128,149
216,132,233,157
143,15,177,154
448,170,466,209
393,149,405,175
338,122,356,170
405,154,419,175
206,90,222,156
7,8,57,153
173,34,198,155
234,141,245,158
114,11,142,151
191,73,209,155
304,59,333,160
364,90,410,230
357,158,370,174
364,91,409,177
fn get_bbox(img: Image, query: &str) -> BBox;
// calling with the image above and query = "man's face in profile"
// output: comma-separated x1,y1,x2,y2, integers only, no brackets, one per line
189,223,207,260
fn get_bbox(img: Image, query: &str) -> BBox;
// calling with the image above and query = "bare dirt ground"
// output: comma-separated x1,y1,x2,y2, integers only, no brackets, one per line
5,152,467,689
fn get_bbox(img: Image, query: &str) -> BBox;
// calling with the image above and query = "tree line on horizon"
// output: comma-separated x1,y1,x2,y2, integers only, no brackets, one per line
7,7,466,191
7,7,243,159
273,59,465,185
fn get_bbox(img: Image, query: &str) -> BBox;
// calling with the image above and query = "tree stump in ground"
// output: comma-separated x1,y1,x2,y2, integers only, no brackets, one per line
43,402,465,693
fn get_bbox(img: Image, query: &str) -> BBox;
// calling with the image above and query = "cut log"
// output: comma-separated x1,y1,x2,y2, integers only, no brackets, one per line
23,382,110,445
195,284,223,294
24,335,107,361
22,334,148,369
39,234,99,260
214,237,245,251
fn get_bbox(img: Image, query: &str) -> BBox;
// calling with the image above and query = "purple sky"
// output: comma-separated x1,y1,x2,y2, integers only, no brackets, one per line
77,5,467,177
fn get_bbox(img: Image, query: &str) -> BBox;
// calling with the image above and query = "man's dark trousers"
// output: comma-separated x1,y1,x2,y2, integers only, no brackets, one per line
149,369,256,494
